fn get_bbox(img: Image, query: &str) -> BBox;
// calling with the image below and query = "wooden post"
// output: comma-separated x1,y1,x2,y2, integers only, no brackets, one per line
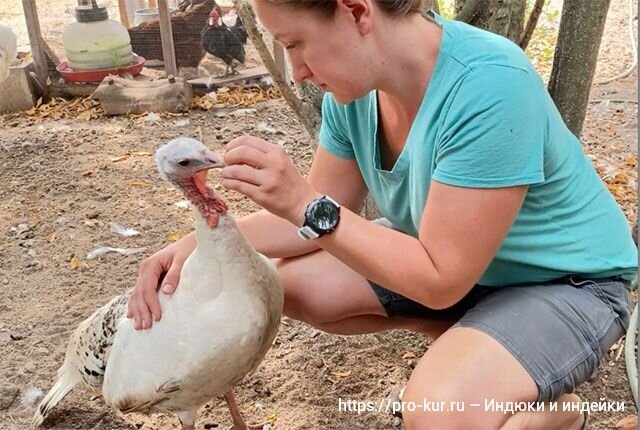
22,0,49,94
157,0,177,76
118,0,131,28
272,42,290,84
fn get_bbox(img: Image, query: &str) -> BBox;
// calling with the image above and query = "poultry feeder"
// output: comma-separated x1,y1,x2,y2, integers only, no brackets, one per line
59,0,142,82
56,55,145,83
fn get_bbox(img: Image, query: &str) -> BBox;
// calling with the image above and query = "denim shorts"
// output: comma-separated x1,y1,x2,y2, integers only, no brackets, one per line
369,276,633,401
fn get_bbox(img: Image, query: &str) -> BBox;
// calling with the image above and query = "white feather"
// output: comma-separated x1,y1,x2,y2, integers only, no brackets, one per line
0,22,17,84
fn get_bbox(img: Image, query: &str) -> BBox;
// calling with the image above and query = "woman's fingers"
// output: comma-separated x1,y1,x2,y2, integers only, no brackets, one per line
225,135,275,153
129,258,165,329
221,164,263,187
224,144,271,169
161,264,181,295
222,176,262,196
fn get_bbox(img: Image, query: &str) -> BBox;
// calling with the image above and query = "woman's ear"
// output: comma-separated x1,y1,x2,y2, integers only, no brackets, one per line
337,0,373,35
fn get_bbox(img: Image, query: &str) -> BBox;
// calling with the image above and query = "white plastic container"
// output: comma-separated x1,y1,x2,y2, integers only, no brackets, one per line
62,1,133,70
133,7,178,26
125,0,147,27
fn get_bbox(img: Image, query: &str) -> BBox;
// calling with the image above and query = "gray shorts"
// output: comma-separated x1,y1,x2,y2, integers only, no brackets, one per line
369,276,633,401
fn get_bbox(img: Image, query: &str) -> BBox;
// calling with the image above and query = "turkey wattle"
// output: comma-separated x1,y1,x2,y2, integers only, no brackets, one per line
34,137,284,430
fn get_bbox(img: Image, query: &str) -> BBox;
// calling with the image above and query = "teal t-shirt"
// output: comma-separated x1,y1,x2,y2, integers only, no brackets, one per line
318,13,638,286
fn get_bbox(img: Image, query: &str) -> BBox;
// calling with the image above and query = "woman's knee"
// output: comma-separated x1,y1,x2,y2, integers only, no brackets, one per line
401,327,540,429
275,256,343,325
274,254,382,326
401,387,499,430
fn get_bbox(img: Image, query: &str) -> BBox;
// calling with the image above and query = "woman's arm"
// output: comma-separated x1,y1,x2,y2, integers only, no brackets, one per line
223,136,528,310
235,144,369,258
317,181,527,309
223,141,367,258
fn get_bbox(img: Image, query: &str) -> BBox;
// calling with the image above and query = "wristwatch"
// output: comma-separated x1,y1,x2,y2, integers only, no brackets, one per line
297,195,341,240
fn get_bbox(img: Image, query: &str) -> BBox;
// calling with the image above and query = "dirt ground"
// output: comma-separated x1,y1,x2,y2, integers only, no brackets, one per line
0,1,638,429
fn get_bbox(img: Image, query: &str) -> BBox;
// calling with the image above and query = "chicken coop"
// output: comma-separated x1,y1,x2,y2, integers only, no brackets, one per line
14,0,289,103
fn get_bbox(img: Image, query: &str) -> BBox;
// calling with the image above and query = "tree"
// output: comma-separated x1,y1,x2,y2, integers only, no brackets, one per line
455,0,526,43
547,0,612,137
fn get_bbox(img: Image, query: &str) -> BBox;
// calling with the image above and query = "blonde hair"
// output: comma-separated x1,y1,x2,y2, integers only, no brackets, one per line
264,0,428,20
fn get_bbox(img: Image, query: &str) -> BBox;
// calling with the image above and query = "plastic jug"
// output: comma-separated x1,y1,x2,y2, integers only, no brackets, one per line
62,0,133,70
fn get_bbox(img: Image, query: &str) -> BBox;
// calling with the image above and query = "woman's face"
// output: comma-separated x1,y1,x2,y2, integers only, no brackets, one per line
252,0,377,104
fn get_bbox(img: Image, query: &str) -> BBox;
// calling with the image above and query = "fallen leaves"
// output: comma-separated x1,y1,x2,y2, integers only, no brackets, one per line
7,85,281,123
168,232,188,242
128,181,151,187
111,151,153,163
594,156,639,207
625,155,637,168
130,151,153,157
110,155,130,163
192,86,282,110
330,370,352,379
70,255,80,270
265,413,277,425
23,97,105,121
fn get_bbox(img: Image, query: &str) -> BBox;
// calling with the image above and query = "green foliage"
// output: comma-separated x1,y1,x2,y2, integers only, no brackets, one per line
437,0,456,19
524,0,561,81
437,0,560,81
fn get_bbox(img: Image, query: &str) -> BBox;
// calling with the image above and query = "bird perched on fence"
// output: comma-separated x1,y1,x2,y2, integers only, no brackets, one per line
0,21,17,84
33,137,284,430
201,7,248,76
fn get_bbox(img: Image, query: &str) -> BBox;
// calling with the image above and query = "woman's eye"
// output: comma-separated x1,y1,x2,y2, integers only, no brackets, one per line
285,42,299,50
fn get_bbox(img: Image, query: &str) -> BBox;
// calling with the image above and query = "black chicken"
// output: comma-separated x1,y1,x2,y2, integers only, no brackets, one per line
201,7,248,77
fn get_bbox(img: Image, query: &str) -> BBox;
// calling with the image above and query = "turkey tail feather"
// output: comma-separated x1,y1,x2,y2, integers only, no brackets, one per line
32,363,82,427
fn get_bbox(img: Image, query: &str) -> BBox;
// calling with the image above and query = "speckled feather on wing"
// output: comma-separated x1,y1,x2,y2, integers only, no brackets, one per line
33,291,131,426
70,292,131,388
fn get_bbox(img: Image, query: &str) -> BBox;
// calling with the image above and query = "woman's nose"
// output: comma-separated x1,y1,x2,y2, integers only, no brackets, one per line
291,62,312,84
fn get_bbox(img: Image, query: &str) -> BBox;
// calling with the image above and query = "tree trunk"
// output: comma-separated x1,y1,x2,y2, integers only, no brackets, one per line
490,0,526,43
235,0,319,141
547,0,611,138
295,81,323,146
455,0,490,27
519,0,545,50
455,0,525,44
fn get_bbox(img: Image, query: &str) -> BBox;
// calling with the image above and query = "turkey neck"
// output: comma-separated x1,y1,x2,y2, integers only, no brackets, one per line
178,176,256,262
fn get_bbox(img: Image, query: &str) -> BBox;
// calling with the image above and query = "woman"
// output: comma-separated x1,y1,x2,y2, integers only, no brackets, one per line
129,1,637,428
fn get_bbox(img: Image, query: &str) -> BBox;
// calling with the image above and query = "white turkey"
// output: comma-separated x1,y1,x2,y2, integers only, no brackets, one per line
0,21,17,84
33,137,284,429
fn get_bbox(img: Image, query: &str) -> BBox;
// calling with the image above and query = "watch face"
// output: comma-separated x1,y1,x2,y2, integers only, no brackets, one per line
308,200,339,231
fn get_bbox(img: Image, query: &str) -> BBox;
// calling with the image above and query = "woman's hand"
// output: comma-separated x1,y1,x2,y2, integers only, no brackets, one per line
222,136,320,225
127,232,196,330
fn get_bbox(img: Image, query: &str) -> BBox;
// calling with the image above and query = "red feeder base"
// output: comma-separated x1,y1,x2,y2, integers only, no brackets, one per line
56,55,146,83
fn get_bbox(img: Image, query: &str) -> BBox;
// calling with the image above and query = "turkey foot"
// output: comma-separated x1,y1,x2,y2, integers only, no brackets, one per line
224,391,268,430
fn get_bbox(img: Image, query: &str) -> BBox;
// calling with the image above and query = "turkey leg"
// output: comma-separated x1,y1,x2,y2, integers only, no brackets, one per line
224,391,268,430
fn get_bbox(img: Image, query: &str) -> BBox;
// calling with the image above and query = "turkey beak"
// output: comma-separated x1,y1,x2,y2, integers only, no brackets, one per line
202,149,225,170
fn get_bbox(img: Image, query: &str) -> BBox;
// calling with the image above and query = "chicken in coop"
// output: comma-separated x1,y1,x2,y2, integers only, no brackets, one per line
0,21,17,84
33,137,284,430
127,0,214,68
201,7,248,76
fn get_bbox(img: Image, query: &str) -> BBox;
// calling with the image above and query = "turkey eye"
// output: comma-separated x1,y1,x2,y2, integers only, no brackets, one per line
178,160,191,167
